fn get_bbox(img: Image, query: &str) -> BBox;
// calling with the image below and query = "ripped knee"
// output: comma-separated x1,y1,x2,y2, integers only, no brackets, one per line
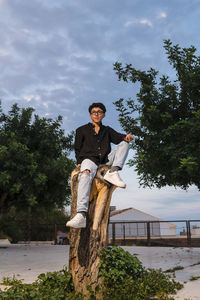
81,169,90,174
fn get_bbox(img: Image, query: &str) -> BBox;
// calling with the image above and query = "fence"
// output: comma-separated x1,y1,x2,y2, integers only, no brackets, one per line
14,219,200,247
109,220,200,247
16,223,69,244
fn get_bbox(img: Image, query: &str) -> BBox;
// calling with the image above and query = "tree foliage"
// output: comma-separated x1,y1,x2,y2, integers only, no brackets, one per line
0,206,69,243
0,102,75,213
114,40,200,190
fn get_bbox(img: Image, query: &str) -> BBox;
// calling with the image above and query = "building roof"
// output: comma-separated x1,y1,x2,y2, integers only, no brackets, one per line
110,207,162,220
110,207,133,217
110,207,176,228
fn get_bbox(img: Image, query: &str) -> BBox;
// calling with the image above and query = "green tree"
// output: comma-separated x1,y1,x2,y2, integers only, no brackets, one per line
114,40,200,190
0,206,69,242
0,102,75,214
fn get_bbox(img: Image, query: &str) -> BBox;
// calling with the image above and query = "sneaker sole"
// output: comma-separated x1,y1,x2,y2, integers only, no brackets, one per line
66,222,86,229
103,176,126,188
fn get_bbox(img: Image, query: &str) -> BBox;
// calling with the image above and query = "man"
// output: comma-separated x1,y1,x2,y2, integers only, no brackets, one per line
66,102,134,228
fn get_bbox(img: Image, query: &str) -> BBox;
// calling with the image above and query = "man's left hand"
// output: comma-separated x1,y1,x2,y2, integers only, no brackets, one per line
124,134,134,142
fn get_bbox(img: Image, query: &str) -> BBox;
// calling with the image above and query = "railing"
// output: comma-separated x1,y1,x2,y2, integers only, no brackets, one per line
8,219,200,247
15,223,69,244
108,220,200,247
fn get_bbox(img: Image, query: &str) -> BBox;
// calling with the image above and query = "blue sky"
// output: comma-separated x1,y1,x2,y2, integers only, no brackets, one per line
1,0,200,220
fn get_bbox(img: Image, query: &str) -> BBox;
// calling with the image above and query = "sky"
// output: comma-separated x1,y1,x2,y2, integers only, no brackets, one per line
1,0,200,220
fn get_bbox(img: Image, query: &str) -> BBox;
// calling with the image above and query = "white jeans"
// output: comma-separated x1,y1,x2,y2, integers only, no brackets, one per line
77,141,129,212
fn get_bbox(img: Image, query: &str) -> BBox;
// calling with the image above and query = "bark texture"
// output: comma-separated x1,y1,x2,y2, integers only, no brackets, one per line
68,165,115,297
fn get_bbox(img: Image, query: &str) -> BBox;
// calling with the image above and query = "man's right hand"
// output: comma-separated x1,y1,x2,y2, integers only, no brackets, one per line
124,134,134,142
77,164,81,168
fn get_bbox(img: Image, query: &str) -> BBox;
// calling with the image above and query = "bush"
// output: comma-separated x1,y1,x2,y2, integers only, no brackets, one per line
0,246,183,299
98,246,183,300
0,216,24,243
99,245,143,284
0,270,84,300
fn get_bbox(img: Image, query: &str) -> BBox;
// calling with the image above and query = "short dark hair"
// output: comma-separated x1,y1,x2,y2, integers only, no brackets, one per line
88,102,106,113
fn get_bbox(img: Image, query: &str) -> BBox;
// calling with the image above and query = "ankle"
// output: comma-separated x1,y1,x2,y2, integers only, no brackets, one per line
109,166,120,173
78,211,87,217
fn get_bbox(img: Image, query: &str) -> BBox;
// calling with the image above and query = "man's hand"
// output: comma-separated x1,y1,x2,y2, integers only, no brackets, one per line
77,164,81,168
124,134,134,142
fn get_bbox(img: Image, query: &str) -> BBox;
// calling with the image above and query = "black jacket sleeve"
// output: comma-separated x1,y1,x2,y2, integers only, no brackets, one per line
74,128,84,164
108,126,126,144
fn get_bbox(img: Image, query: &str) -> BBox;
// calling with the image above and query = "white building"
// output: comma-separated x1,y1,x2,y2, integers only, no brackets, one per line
109,207,176,238
191,226,200,236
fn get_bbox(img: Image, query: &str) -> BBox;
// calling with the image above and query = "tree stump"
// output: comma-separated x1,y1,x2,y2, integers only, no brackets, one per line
68,165,116,297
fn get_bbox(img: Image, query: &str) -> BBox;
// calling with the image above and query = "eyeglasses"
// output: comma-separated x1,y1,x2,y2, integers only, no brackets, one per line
90,110,104,115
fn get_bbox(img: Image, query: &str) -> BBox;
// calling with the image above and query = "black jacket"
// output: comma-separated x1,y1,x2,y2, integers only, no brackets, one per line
75,123,126,165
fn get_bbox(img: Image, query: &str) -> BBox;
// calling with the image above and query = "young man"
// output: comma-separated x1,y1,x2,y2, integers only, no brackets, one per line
66,102,134,228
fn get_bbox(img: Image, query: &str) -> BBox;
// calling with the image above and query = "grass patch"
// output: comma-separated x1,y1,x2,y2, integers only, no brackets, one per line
190,276,200,281
164,266,184,273
189,261,200,267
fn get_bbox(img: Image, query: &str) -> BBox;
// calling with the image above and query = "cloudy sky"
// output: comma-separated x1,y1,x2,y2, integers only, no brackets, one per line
1,0,200,220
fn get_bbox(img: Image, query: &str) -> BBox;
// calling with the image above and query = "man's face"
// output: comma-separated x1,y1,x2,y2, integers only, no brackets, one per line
90,107,105,123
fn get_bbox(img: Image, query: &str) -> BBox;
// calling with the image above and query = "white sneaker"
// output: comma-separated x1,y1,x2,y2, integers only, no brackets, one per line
104,170,126,188
66,213,86,228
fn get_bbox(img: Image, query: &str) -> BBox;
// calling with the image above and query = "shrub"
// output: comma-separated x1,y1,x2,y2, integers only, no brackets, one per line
0,246,183,299
99,245,144,284
0,270,84,300
98,246,183,300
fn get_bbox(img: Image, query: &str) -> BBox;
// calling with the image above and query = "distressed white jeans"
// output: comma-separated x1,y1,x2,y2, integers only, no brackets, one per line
77,141,129,212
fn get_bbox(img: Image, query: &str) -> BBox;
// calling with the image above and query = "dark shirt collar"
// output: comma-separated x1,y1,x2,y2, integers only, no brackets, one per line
89,122,103,128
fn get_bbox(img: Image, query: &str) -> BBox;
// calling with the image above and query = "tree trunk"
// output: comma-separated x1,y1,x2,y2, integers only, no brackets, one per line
68,165,116,298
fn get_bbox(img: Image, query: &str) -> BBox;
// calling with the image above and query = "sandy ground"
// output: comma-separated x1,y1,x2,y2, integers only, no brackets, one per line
0,243,200,299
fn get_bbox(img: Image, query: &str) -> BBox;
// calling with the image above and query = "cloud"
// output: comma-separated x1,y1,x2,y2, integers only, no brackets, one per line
112,159,200,220
113,184,200,220
124,18,153,28
1,0,200,219
158,12,167,19
1,0,199,126
124,20,136,27
139,18,153,27
23,94,41,103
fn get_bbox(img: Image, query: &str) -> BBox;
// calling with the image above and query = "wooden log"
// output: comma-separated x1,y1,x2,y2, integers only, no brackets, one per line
68,165,116,297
